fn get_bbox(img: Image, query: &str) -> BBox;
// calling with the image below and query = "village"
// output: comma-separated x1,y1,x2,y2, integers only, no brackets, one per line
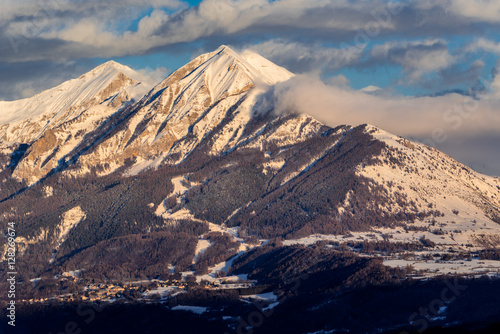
20,274,257,304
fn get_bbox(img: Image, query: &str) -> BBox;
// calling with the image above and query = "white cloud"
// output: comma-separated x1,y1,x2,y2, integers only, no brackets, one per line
2,0,500,64
267,74,500,139
443,0,500,24
134,66,170,86
467,38,500,54
58,19,116,47
0,0,403,61
135,9,170,37
51,9,171,55
414,0,500,24
326,74,350,89
263,74,500,174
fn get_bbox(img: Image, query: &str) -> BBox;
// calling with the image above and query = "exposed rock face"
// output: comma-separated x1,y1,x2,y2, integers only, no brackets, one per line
0,61,146,183
71,45,296,176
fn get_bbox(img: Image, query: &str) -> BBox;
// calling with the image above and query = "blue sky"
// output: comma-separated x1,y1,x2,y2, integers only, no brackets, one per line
0,0,499,174
1,0,499,99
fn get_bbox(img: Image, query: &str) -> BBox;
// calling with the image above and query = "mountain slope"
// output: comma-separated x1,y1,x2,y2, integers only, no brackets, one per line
64,45,296,176
0,61,146,140
0,46,498,281
0,61,150,183
1,45,500,334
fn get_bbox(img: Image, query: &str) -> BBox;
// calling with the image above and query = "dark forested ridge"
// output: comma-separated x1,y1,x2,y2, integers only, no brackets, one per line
2,244,500,334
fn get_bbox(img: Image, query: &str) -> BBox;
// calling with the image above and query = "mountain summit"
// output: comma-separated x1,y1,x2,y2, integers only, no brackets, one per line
0,61,153,182
0,61,145,135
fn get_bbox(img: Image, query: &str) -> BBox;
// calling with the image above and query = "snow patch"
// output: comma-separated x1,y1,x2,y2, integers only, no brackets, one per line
50,206,86,263
194,239,212,263
171,305,208,314
241,292,278,302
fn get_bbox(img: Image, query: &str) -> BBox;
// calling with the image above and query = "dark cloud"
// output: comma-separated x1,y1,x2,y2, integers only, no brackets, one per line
431,133,500,176
423,59,486,93
0,60,96,100
367,40,455,81
1,0,499,66
0,35,70,62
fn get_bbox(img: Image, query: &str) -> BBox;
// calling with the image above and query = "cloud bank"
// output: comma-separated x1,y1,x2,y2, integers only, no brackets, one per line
263,74,500,175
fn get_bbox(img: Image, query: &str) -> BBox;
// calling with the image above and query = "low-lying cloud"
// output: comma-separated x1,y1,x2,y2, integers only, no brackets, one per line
262,74,500,175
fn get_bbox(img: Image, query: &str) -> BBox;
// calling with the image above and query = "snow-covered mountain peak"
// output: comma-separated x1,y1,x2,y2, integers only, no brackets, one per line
79,60,122,77
144,45,294,114
0,61,153,178
213,44,236,55
239,49,295,84
78,60,143,84
0,62,141,127
204,45,294,86
0,60,154,182
96,59,123,69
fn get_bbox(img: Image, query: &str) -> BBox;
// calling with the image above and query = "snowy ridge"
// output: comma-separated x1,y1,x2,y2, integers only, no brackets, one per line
0,61,147,143
0,61,141,125
74,45,296,176
0,62,154,183
359,125,500,224
50,206,86,263
240,49,294,84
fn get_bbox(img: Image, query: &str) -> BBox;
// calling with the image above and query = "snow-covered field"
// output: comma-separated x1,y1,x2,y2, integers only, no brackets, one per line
283,227,500,278
241,292,277,302
383,258,500,278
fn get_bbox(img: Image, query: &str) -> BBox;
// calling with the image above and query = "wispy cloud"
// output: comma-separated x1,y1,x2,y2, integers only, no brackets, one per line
240,39,364,74
3,0,498,62
425,0,500,24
